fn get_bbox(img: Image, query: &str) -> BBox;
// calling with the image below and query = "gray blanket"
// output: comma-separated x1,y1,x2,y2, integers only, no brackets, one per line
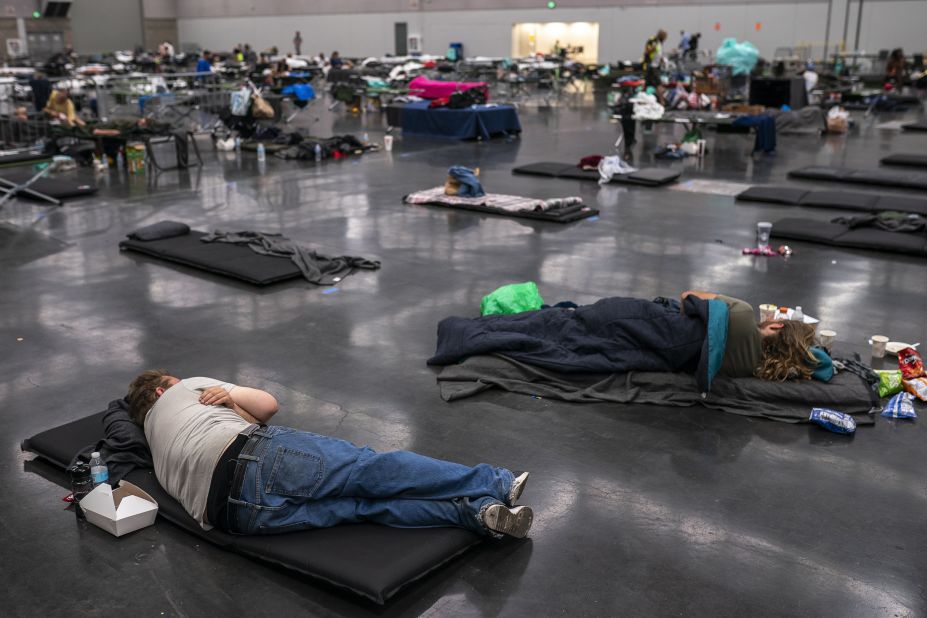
200,230,381,285
769,107,826,135
435,354,878,423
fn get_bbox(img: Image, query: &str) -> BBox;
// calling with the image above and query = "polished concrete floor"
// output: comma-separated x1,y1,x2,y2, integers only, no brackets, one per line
2,96,926,616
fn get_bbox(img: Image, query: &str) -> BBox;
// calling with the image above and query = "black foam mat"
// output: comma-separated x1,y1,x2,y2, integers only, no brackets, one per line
735,186,809,205
902,121,927,132
881,153,927,168
512,162,680,186
736,186,927,216
119,232,304,286
21,413,482,604
788,166,927,191
771,217,927,256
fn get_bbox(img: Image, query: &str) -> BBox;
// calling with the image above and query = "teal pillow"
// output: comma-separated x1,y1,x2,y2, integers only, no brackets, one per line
810,346,834,382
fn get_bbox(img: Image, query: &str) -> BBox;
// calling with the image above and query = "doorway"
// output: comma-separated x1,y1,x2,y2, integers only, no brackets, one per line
511,22,599,63
395,22,408,56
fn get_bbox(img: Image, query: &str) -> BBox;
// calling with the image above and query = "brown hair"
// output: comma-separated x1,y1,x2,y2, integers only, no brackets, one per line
755,321,818,381
127,369,171,426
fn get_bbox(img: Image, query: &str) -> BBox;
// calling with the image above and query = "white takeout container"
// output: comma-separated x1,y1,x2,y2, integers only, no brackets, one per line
780,308,819,325
80,480,158,537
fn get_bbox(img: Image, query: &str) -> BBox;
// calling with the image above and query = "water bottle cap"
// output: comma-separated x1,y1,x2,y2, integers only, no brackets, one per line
91,451,100,458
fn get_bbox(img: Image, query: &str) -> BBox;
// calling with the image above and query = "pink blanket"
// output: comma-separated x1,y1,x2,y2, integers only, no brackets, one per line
408,76,489,101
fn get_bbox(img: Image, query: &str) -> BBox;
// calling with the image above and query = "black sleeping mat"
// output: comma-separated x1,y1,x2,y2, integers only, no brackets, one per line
512,162,681,186
736,185,927,216
1,171,98,199
788,166,927,191
120,231,304,286
902,121,927,132
770,217,927,256
21,412,481,604
881,153,927,169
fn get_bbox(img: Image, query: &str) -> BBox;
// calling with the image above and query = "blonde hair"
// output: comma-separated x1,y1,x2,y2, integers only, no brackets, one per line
755,321,818,381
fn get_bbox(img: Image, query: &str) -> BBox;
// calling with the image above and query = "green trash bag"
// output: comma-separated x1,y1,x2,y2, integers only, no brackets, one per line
480,282,544,316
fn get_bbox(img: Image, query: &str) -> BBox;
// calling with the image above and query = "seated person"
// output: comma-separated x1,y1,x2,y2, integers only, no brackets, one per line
44,89,85,128
13,106,29,121
127,371,533,539
681,291,832,382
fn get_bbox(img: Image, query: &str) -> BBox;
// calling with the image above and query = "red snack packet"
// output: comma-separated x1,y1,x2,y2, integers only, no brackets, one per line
898,347,925,380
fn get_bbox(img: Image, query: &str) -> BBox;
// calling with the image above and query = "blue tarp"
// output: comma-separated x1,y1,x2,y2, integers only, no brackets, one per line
281,83,316,102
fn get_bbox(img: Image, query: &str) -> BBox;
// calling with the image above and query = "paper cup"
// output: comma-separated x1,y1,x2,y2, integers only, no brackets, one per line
759,304,777,322
384,135,394,152
870,335,889,358
818,329,836,350
756,222,773,249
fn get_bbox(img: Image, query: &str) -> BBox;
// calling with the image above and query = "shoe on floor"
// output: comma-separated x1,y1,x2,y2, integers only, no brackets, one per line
481,504,533,538
508,471,530,505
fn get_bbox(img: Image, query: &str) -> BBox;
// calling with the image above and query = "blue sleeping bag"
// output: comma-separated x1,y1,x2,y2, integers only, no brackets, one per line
429,295,728,393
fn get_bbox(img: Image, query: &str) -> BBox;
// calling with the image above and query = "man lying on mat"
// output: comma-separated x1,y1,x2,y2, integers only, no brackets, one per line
127,371,532,538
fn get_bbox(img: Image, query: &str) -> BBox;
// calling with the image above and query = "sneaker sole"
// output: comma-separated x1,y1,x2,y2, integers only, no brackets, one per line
483,505,533,538
509,472,529,505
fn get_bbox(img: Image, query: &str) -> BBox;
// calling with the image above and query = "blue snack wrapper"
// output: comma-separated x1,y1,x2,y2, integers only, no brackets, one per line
881,392,917,419
809,408,857,434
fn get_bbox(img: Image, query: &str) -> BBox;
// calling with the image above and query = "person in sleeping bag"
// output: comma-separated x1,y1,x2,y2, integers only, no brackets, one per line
428,290,833,392
681,291,833,383
126,370,533,539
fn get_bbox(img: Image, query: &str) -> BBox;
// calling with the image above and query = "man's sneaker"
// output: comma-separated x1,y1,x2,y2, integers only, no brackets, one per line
481,504,534,538
508,471,530,505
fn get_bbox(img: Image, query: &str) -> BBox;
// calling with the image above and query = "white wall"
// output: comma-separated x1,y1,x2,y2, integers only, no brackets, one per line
177,1,927,61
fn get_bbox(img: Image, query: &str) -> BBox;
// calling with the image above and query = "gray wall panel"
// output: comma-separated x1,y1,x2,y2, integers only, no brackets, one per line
177,1,927,60
70,0,144,54
143,0,178,19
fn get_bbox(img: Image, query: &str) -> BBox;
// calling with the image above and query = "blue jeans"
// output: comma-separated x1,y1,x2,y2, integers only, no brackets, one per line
226,426,514,537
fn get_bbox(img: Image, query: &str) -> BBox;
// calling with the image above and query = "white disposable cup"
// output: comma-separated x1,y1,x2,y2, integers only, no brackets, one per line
384,135,394,152
756,222,773,249
870,335,889,358
818,329,836,350
759,304,777,322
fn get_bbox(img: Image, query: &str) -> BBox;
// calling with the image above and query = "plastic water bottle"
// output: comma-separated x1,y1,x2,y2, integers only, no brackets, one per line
89,452,109,486
314,143,322,162
234,136,241,152
362,132,369,142
116,149,125,171
256,142,266,162
792,306,804,322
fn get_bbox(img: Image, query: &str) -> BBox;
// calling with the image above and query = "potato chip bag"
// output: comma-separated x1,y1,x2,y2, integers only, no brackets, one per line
898,347,925,380
903,377,927,402
876,370,904,398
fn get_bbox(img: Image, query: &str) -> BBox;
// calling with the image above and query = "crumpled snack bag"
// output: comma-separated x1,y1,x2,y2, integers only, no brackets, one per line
876,370,904,398
881,392,917,419
903,376,927,402
898,347,925,380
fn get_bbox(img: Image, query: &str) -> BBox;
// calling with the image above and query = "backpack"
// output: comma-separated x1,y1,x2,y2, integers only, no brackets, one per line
230,88,251,116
